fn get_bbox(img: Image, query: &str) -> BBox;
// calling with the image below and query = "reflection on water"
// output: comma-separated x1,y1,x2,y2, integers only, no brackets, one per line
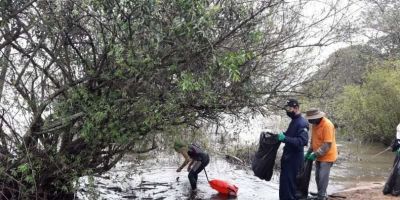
78,141,395,199
78,154,280,200
329,141,394,189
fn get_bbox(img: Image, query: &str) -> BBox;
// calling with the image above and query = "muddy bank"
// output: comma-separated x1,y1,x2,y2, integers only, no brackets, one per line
331,182,399,200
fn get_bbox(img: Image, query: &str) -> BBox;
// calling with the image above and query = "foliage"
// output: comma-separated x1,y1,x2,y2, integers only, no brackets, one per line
363,0,400,58
333,60,400,143
301,45,383,120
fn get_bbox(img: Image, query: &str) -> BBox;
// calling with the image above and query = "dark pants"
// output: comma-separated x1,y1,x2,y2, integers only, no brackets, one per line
280,151,303,200
188,154,210,190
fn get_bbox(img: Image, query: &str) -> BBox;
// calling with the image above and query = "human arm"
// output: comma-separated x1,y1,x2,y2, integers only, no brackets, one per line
305,147,313,159
176,149,191,172
307,143,331,161
282,127,309,147
187,159,195,171
314,142,332,156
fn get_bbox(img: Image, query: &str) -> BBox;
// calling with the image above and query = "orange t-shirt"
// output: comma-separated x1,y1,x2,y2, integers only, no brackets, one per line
311,117,337,162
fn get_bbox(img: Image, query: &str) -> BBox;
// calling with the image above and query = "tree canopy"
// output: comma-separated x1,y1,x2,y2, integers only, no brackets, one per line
334,60,400,143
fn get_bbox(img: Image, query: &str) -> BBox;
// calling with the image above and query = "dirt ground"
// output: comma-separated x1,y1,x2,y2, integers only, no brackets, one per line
330,182,399,200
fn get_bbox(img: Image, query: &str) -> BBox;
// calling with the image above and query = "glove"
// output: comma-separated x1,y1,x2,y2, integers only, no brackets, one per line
306,152,317,161
397,149,400,156
305,151,311,160
277,132,285,142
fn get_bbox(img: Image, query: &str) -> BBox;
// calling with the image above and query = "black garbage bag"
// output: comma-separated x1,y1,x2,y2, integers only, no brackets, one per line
295,159,314,199
383,155,400,196
252,131,281,181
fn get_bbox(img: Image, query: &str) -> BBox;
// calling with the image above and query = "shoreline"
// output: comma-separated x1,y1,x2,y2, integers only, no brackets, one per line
330,181,399,199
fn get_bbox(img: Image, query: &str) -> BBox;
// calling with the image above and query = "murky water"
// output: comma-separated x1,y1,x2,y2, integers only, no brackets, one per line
78,154,280,200
78,141,395,200
329,141,394,188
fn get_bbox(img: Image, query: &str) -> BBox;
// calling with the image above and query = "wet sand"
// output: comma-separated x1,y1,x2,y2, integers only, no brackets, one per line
331,182,399,200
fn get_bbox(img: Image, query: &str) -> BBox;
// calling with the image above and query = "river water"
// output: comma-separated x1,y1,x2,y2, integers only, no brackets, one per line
77,141,395,200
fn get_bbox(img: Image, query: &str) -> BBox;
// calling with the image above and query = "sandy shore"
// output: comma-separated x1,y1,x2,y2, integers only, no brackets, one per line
330,182,399,200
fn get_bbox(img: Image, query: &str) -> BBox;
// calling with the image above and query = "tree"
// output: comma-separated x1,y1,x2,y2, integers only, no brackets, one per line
301,45,382,116
363,0,400,58
0,45,10,100
0,0,32,100
334,60,400,143
0,0,348,198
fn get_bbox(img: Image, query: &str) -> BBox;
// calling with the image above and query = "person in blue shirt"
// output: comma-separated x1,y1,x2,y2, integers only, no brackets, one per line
277,99,309,200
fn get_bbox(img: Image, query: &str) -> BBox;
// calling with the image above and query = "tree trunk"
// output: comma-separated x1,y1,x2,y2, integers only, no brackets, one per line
0,177,75,200
0,45,11,101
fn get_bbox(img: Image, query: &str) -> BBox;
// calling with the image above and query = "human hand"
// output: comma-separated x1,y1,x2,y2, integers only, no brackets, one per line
277,132,285,142
305,151,311,160
176,168,182,172
306,152,316,161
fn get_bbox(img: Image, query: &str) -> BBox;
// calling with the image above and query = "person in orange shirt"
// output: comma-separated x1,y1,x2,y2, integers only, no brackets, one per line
305,108,337,200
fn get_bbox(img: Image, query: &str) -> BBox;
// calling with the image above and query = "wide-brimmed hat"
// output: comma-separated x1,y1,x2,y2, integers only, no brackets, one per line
305,108,326,120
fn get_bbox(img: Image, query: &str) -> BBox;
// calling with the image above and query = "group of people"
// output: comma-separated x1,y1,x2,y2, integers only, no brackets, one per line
279,99,337,200
173,98,338,200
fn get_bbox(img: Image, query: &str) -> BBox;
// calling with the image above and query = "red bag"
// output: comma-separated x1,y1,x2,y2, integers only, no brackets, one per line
209,179,238,196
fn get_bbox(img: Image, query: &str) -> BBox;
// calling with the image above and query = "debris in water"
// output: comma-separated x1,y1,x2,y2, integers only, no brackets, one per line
106,186,123,192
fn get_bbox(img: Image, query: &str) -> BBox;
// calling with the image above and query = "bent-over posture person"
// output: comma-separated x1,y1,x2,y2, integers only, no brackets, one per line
174,141,210,190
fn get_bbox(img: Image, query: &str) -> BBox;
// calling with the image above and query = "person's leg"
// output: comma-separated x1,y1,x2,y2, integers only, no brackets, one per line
315,161,321,195
316,162,333,199
188,156,210,190
191,161,202,173
188,171,197,190
193,155,210,174
194,173,198,184
279,167,288,199
280,153,299,200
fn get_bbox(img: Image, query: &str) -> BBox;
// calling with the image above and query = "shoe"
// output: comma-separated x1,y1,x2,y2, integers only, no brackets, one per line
317,196,327,200
189,189,197,198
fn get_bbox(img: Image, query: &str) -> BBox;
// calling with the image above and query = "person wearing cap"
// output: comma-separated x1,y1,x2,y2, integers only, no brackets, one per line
305,108,337,200
278,99,309,200
174,140,210,191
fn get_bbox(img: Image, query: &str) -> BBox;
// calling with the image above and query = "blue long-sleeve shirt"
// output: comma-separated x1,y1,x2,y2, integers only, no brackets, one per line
283,114,309,153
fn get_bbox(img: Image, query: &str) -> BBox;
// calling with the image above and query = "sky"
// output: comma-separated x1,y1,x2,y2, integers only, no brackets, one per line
303,0,368,61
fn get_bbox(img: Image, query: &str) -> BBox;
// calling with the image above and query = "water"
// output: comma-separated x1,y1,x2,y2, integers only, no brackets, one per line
78,141,395,200
329,141,394,188
78,153,280,200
